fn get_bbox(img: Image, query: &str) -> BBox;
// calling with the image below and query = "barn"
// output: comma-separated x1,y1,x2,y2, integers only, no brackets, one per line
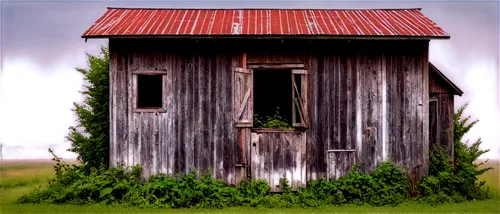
82,7,461,191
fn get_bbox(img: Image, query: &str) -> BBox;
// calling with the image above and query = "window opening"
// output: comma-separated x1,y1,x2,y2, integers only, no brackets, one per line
137,74,163,108
253,69,292,128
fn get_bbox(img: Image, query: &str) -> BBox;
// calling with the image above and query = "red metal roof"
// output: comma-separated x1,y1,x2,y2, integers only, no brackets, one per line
82,8,449,39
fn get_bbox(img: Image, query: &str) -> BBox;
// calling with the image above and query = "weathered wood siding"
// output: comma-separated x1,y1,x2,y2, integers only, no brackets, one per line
109,39,242,184
327,150,356,180
250,131,307,192
109,39,430,184
429,71,455,160
306,41,429,181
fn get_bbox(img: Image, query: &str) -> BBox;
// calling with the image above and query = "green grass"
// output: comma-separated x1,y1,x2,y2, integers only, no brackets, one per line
1,159,499,213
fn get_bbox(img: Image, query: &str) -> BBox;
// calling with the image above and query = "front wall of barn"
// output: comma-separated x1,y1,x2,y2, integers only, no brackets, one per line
109,39,429,188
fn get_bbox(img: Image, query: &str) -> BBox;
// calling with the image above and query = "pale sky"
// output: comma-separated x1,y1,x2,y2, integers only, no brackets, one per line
0,0,499,160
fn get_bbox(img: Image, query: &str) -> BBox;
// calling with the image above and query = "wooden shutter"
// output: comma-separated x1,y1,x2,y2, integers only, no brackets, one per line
233,67,253,127
292,69,308,127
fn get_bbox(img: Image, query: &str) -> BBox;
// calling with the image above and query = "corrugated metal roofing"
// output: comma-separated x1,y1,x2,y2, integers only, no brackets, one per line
82,8,449,39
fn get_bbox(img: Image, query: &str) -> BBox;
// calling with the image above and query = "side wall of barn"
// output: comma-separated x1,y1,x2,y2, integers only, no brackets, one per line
109,39,429,184
429,71,455,161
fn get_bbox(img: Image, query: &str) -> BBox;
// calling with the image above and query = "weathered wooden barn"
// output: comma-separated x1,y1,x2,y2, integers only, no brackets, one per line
82,7,461,191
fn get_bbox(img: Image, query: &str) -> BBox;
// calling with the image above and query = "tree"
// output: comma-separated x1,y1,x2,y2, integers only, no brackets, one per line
66,45,109,171
452,103,492,199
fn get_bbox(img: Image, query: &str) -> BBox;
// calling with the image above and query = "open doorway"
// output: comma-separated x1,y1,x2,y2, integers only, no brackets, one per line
253,69,292,128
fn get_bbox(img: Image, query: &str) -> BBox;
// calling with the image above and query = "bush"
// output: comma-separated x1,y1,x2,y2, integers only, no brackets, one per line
303,162,410,207
254,107,291,129
418,103,493,205
19,157,411,208
66,45,110,172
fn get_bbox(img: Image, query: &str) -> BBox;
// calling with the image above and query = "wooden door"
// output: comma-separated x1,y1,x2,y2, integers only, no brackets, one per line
250,131,307,192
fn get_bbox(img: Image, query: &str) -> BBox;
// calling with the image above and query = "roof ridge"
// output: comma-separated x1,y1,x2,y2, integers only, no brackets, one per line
106,7,422,11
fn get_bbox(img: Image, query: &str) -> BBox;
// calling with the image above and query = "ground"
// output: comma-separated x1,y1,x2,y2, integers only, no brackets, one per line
1,159,499,213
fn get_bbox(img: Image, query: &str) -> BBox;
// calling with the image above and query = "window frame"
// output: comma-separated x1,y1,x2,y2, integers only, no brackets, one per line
243,63,308,129
429,97,439,145
132,70,167,113
291,69,308,127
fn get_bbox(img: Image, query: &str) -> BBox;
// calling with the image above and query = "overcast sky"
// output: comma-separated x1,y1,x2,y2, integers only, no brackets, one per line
0,0,499,160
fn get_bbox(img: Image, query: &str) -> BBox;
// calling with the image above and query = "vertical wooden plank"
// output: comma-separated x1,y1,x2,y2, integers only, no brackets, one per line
392,54,401,165
332,54,340,151
154,113,160,175
214,53,224,179
250,133,258,179
224,54,235,185
109,46,117,167
116,50,127,166
306,53,318,180
422,43,430,175
199,52,210,174
340,53,348,152
316,54,326,178
176,52,184,174
209,52,217,177
416,49,424,179
352,53,360,167
172,52,179,174
184,53,194,174
290,134,299,190
300,132,307,186
163,51,170,174
337,152,342,179
411,52,418,173
386,54,395,163
282,134,292,189
409,52,417,176
327,152,334,180
264,134,273,190
381,54,388,162
270,133,280,192
145,114,152,177
160,50,167,174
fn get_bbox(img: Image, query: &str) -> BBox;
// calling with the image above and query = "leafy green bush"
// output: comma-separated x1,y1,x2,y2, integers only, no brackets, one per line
418,103,493,205
304,162,410,206
66,45,110,172
19,156,411,208
254,107,291,129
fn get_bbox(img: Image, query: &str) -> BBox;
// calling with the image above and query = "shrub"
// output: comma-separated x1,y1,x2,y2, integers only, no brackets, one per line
19,156,411,208
254,107,291,129
66,45,110,172
418,103,493,204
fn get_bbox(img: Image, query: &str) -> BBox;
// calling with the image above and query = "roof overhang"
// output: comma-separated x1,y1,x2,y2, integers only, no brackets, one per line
82,35,450,40
429,63,464,96
82,8,451,40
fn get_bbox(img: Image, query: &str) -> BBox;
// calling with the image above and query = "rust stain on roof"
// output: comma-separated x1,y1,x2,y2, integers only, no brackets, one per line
82,8,449,39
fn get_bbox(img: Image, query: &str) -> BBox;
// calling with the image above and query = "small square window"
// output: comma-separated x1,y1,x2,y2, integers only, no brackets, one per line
137,74,163,109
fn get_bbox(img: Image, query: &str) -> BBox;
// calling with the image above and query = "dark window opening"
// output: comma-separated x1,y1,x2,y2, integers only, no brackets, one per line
137,74,163,108
429,99,439,148
253,70,292,128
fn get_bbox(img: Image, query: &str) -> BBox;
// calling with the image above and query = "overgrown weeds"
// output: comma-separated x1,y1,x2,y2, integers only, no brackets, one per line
254,107,292,129
417,103,493,205
18,154,411,208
